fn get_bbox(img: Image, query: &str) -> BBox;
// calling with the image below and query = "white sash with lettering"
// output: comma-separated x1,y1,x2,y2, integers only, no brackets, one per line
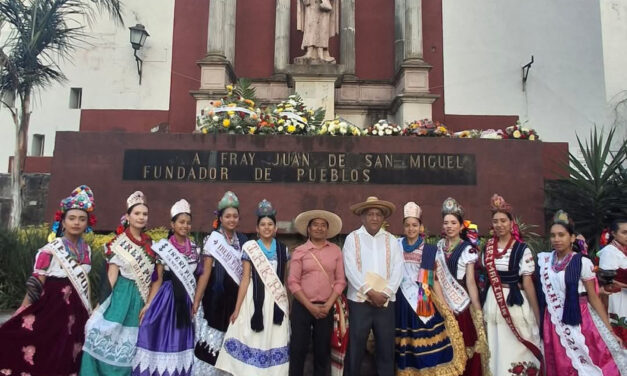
242,240,289,315
110,233,154,302
204,231,243,285
152,239,197,301
46,238,92,313
539,253,602,375
434,250,470,314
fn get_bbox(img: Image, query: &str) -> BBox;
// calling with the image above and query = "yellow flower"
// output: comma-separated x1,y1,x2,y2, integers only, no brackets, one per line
248,127,256,134
226,84,233,91
287,125,296,133
223,119,231,127
227,111,235,116
300,117,307,123
278,119,285,125
513,130,521,138
228,103,236,107
202,128,208,134
529,134,536,141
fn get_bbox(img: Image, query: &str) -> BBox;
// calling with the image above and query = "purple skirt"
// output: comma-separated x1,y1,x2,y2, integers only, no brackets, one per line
132,281,194,376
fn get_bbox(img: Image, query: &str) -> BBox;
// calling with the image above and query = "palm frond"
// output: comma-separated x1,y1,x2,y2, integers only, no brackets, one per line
234,78,258,103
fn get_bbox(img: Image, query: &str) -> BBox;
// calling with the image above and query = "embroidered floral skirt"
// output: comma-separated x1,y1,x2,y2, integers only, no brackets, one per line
484,287,542,376
395,292,466,376
214,281,289,376
543,299,623,376
132,280,194,376
0,277,89,376
81,275,144,375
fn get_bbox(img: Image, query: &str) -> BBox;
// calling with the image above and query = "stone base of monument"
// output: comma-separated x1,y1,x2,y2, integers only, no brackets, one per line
287,64,345,121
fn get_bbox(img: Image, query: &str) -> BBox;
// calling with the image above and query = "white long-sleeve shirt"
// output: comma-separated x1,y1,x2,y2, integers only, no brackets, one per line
342,226,403,302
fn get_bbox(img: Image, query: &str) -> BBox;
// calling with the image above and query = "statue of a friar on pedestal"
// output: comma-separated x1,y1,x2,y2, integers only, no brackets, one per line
296,0,339,64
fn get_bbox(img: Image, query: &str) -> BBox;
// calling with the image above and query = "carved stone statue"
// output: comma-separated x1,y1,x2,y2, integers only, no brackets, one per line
296,0,339,64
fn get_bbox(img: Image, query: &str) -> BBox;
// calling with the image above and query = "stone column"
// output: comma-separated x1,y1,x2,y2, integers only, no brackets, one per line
404,0,423,62
207,0,226,59
394,0,405,70
340,0,356,76
224,0,237,64
274,0,290,73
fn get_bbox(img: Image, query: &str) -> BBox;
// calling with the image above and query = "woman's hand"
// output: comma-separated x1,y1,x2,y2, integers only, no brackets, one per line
229,308,240,323
138,304,150,323
192,300,200,315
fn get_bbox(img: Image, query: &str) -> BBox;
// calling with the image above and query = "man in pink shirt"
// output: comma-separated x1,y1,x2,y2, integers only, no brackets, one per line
288,209,346,376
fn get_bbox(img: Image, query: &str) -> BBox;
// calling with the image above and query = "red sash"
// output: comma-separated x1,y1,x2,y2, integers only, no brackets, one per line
485,239,544,372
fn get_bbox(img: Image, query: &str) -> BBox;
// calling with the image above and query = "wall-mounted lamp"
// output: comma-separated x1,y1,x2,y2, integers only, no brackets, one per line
129,24,149,85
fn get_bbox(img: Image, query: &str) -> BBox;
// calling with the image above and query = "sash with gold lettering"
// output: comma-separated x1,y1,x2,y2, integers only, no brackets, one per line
242,240,289,315
109,233,154,302
434,250,470,314
46,238,92,313
152,239,197,301
204,231,243,285
539,253,602,375
485,239,544,369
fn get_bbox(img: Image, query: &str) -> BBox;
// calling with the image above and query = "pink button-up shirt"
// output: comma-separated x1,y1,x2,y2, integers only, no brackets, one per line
288,240,346,303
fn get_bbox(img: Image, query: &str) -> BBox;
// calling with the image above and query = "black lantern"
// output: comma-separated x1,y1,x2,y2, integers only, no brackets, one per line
129,24,149,84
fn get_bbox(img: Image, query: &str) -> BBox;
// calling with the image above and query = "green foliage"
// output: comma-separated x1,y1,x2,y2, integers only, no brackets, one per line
545,127,627,255
233,78,258,104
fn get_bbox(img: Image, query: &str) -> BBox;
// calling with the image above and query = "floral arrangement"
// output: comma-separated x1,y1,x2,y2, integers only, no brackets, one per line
404,119,450,137
503,122,539,140
196,79,261,134
318,117,362,136
268,94,325,135
363,119,402,136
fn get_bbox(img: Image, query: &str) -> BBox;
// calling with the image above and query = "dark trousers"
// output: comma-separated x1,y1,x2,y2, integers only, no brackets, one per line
345,300,395,376
289,299,333,376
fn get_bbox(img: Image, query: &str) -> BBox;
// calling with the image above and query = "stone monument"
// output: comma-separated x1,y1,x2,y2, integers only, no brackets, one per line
294,0,339,64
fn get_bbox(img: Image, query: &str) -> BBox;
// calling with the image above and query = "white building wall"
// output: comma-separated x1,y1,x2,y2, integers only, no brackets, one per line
0,0,174,172
442,0,608,151
600,0,627,144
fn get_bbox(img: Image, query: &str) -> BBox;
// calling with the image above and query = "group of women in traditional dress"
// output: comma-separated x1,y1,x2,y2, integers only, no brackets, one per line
0,185,626,376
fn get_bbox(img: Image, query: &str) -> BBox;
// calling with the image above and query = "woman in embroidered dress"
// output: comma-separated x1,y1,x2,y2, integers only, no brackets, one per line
395,202,466,376
438,197,489,376
132,199,199,376
193,191,247,375
598,218,627,345
81,191,156,376
288,209,346,376
481,194,542,376
215,199,290,375
0,185,95,375
537,211,624,376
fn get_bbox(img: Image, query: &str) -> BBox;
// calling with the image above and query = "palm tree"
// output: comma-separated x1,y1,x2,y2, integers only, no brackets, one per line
0,0,123,229
545,127,627,254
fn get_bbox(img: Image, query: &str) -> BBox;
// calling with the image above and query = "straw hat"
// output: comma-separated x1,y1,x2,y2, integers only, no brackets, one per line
294,210,342,239
349,196,396,218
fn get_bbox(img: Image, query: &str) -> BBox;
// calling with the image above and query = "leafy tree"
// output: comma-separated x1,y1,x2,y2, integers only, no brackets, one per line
0,0,123,229
545,127,627,255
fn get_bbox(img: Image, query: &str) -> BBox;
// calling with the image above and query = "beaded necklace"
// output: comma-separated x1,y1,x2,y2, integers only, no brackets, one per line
494,235,515,259
63,237,87,262
551,251,574,273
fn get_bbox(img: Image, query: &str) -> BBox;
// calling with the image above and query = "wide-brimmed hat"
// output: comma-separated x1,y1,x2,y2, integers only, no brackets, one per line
294,210,342,239
350,196,395,218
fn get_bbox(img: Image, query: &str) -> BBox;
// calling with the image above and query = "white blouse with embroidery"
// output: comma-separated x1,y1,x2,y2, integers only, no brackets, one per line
537,252,595,293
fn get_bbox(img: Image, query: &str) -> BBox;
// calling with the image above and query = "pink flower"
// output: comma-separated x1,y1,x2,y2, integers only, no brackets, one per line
21,315,35,331
68,315,75,335
22,346,35,366
0,369,12,375
61,286,72,304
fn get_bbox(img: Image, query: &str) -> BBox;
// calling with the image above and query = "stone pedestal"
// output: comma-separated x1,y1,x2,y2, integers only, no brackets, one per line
392,62,438,125
190,57,236,114
287,65,344,120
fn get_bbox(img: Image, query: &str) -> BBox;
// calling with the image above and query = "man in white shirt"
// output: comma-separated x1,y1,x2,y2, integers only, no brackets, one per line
343,196,403,376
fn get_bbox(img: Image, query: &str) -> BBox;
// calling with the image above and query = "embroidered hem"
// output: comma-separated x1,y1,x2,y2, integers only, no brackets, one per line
194,307,225,355
468,306,492,376
133,347,193,375
222,338,289,368
588,304,627,375
398,294,467,376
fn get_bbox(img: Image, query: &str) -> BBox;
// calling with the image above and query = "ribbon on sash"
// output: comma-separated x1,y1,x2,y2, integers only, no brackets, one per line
485,239,544,369
434,250,469,314
539,253,602,375
46,238,92,313
399,265,432,323
204,231,243,285
110,233,154,302
152,239,197,302
242,240,289,315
